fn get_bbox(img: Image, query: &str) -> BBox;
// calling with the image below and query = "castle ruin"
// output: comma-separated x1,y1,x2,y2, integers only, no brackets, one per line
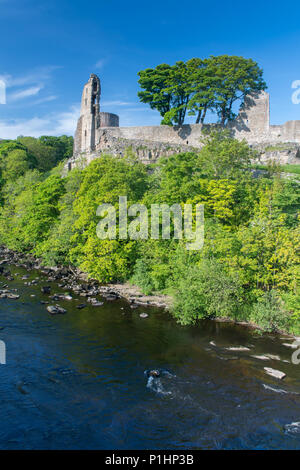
73,74,119,157
67,74,300,170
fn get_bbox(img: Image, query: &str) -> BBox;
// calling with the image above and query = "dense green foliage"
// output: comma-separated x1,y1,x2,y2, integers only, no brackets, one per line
0,131,299,334
138,55,266,125
0,135,73,178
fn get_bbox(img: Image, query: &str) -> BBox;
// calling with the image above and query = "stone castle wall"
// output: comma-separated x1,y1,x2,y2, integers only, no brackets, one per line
69,75,300,170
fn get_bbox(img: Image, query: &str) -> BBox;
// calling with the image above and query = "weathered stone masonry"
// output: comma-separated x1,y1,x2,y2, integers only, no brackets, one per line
67,74,300,171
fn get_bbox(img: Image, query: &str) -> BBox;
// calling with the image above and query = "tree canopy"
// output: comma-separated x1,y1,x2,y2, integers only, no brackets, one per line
138,55,267,126
0,134,73,180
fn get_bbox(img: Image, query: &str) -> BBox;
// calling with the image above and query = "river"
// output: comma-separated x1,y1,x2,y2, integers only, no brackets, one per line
0,264,300,450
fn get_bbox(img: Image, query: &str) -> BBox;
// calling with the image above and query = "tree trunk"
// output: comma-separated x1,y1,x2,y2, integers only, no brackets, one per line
196,109,202,124
200,106,207,124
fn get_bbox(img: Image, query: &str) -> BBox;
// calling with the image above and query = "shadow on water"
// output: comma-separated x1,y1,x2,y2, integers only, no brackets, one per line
0,264,300,449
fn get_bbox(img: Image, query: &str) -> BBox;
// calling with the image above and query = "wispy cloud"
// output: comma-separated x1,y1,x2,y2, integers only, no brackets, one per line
0,66,61,106
32,95,57,105
0,105,80,139
9,86,43,102
95,59,106,70
2,66,61,89
101,100,136,107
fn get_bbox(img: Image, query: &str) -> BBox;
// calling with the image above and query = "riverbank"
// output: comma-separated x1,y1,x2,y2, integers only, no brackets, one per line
0,245,297,339
0,246,172,310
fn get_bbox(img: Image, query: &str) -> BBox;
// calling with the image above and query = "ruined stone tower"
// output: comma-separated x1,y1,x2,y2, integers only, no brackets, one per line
235,90,270,134
73,74,119,157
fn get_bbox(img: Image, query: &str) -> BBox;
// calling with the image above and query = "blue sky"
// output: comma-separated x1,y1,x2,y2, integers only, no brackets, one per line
0,0,300,138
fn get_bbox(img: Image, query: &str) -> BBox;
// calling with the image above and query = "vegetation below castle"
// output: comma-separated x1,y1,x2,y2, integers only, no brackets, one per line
0,131,299,334
252,163,300,176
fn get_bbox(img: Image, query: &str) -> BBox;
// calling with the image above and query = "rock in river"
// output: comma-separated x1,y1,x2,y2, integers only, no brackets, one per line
282,343,298,349
6,293,20,299
264,367,286,380
103,294,118,301
46,305,67,315
140,313,149,319
148,369,160,377
41,286,51,294
266,354,281,361
226,346,250,352
251,355,271,361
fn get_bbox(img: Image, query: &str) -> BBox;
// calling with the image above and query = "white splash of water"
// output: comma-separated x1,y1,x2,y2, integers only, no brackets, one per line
262,384,299,395
146,376,172,396
263,384,288,394
284,422,300,434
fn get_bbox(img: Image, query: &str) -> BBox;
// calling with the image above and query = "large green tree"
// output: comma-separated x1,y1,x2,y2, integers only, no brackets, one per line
138,62,192,126
138,64,173,120
186,58,217,124
138,55,266,126
209,55,266,125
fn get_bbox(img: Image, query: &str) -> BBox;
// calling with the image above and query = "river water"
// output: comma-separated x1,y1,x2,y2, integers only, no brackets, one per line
0,264,300,450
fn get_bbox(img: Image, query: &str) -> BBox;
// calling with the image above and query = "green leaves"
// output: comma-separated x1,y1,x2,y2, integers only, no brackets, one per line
0,135,73,192
16,135,73,172
69,155,149,282
172,259,243,325
138,55,266,126
138,61,191,126
138,64,173,118
209,55,267,124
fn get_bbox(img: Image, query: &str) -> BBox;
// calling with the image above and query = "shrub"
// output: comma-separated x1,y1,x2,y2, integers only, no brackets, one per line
131,258,155,295
250,290,292,332
172,259,242,325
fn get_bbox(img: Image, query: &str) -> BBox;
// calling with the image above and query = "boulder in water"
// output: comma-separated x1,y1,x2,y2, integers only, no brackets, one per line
282,342,298,349
140,313,148,319
103,294,118,301
41,286,51,294
264,367,286,380
46,305,67,315
265,354,281,361
7,293,20,299
149,369,160,378
251,355,271,361
61,294,72,301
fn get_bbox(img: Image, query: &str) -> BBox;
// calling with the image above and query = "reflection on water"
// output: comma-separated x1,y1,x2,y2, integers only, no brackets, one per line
0,265,300,449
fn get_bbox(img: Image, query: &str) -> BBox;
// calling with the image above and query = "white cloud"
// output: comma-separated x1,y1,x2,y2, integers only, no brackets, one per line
53,105,80,135
0,66,61,105
33,95,57,105
95,59,106,70
0,105,80,139
3,66,61,88
101,100,136,107
9,86,43,102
